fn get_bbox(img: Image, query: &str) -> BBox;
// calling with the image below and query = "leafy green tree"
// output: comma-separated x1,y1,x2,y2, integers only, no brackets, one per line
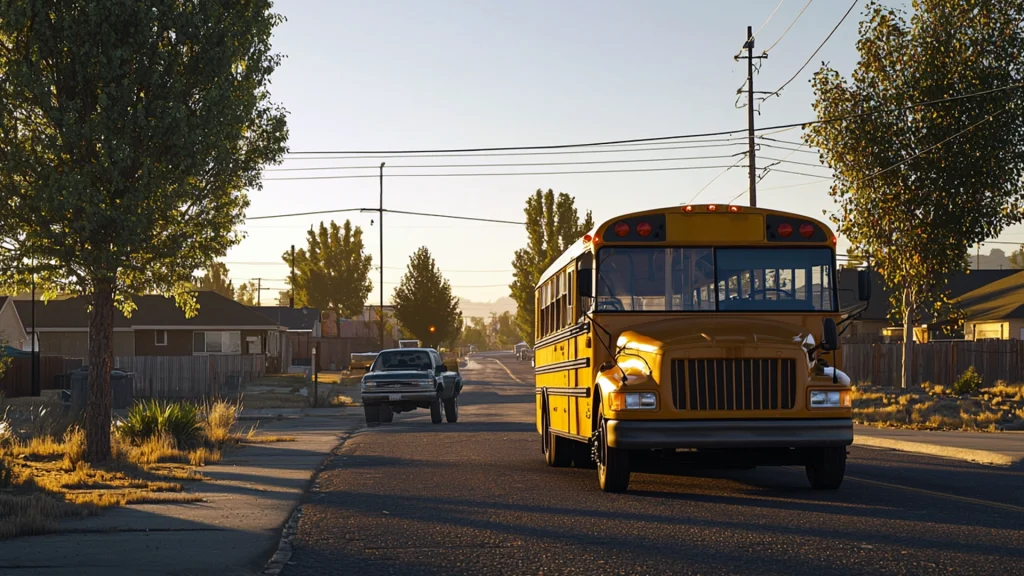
489,311,520,348
806,0,1024,388
235,281,258,306
197,262,235,300
458,317,489,350
284,220,373,319
1008,246,1024,269
392,247,463,349
0,1,288,461
509,190,594,344
278,290,292,307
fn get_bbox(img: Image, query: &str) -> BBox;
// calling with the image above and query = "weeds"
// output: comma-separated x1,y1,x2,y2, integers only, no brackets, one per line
853,382,1024,431
202,399,239,445
953,366,984,396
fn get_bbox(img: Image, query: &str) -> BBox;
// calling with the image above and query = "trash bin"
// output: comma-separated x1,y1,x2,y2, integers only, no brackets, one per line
70,367,135,413
226,373,242,394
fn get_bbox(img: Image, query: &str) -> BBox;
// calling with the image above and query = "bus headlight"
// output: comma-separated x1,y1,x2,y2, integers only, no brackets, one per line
610,392,658,410
809,389,851,408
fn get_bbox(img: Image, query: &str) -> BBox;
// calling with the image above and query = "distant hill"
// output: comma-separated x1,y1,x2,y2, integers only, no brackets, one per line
459,296,516,321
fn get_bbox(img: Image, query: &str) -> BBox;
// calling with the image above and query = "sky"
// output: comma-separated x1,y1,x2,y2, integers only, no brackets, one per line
227,0,1024,306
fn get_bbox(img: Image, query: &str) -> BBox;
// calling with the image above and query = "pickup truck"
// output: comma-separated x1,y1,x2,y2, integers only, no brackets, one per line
360,348,462,426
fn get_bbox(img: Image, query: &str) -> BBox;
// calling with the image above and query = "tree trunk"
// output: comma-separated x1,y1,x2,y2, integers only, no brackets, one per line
901,288,915,390
85,282,115,463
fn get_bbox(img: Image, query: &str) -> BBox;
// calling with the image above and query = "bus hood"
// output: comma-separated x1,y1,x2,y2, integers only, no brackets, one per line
616,317,808,353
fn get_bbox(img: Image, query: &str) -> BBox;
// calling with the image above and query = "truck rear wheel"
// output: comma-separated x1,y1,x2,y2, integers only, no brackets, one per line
806,447,847,489
364,405,380,427
379,404,394,424
443,397,459,423
430,398,443,424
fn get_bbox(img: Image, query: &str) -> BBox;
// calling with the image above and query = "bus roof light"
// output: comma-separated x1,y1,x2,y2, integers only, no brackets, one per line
728,205,741,213
683,205,694,213
614,221,630,237
636,222,652,237
707,204,717,212
778,222,793,238
799,223,814,238
583,234,593,243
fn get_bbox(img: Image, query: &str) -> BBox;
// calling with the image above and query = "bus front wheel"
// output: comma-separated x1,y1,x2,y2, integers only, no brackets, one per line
805,447,846,489
595,412,630,492
542,399,572,467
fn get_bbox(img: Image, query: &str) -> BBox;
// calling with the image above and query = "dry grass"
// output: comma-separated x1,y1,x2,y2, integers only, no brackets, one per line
203,399,239,445
852,383,1024,431
328,394,356,407
0,493,91,539
237,423,296,444
188,447,221,467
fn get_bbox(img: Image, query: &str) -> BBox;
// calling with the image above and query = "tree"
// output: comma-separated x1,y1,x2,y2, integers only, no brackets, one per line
509,190,594,344
283,220,373,319
806,0,1024,388
277,290,292,307
391,247,462,349
1010,246,1024,269
197,262,235,299
0,1,288,461
459,317,489,350
489,311,520,348
235,281,258,306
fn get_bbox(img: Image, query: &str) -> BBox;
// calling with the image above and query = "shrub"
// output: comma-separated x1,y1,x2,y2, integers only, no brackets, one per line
953,367,984,396
162,403,201,448
61,426,86,469
117,400,202,449
0,455,13,489
202,399,238,445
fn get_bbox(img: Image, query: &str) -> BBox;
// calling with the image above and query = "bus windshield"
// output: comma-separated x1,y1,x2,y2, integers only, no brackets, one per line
596,246,835,312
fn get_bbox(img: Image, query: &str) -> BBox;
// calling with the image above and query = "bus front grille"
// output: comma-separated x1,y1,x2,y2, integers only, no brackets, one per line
671,359,797,411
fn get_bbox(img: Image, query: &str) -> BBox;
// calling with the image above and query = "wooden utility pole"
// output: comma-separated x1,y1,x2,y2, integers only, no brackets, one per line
289,245,296,308
379,162,385,351
256,278,262,306
737,25,767,207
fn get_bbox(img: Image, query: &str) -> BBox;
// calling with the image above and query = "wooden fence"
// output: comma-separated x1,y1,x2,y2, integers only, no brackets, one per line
286,334,381,371
0,356,66,398
843,340,1024,387
114,355,266,399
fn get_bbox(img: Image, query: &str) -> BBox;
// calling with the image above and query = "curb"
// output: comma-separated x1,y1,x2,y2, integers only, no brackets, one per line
260,431,356,575
853,435,1018,467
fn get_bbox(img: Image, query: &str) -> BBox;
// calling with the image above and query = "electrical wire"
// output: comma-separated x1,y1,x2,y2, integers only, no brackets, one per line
758,155,829,169
763,0,815,54
246,207,527,225
283,84,1024,157
262,164,747,181
759,142,820,155
735,0,786,57
763,0,858,100
265,152,746,172
685,155,748,205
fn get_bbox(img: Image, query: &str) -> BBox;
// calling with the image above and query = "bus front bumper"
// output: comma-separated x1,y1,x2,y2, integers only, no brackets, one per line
606,418,853,450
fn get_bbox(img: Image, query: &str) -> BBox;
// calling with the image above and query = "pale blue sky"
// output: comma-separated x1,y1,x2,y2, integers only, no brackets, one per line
228,0,1024,305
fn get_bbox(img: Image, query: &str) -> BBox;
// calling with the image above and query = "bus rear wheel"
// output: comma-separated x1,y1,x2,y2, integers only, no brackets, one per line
806,447,847,489
595,412,630,492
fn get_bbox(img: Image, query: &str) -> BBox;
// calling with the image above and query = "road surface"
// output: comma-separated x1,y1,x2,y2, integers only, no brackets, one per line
281,352,1024,576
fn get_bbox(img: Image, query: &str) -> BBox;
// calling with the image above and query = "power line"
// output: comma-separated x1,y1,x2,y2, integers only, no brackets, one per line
265,152,746,172
246,207,527,225
281,84,1024,157
759,142,820,155
685,155,748,205
735,0,786,57
762,0,815,54
763,0,858,100
758,155,829,169
227,262,513,273
262,164,747,182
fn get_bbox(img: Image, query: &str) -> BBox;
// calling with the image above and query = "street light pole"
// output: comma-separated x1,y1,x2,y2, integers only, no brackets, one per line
379,162,385,351
30,263,38,397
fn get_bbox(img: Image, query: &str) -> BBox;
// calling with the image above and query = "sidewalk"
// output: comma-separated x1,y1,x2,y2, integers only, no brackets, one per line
854,424,1024,467
0,414,363,576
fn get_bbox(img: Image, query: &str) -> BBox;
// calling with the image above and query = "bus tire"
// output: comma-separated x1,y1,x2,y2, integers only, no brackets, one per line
430,398,443,424
596,411,630,492
805,447,846,489
572,439,596,469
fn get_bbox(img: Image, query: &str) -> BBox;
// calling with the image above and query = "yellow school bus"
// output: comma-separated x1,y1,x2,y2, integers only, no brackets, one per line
533,204,869,492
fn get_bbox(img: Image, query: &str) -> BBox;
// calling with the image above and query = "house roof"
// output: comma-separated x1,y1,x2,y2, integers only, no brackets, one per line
14,291,278,331
838,268,1021,322
954,270,1024,321
250,306,322,331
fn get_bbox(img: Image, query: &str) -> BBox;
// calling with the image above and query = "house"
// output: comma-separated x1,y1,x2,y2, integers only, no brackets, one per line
0,297,32,351
838,268,1022,341
13,291,279,359
250,306,323,370
955,270,1024,340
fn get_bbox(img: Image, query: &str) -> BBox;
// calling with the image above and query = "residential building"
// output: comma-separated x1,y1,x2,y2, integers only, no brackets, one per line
0,297,32,351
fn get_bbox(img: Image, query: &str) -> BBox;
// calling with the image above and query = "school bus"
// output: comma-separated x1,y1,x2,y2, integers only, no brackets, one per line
533,204,870,492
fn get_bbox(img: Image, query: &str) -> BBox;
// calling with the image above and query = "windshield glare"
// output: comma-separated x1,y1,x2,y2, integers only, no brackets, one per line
596,247,835,312
372,351,432,372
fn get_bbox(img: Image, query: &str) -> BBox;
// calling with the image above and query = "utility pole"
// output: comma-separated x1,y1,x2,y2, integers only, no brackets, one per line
30,263,38,397
379,162,385,351
737,25,767,207
289,245,296,308
256,278,261,306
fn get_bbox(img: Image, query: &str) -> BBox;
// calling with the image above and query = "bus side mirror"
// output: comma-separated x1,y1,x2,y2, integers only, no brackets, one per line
821,318,839,351
857,269,871,302
577,271,593,299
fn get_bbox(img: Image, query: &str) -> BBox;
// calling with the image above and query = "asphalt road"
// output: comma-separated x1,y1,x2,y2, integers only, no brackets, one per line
281,352,1024,576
